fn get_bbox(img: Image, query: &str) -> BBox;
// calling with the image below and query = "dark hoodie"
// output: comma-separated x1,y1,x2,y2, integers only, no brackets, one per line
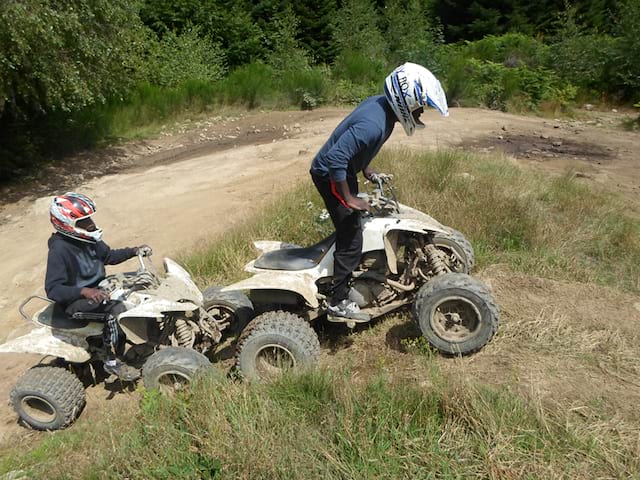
45,233,137,306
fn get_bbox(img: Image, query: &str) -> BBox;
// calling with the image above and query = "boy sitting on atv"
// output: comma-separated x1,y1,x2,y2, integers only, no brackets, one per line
46,192,151,381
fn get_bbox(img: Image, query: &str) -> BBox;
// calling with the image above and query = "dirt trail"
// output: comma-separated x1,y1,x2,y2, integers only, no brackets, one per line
0,106,638,446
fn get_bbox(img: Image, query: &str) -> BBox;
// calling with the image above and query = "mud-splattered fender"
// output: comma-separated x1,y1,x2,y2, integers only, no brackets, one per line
0,324,103,363
222,272,320,308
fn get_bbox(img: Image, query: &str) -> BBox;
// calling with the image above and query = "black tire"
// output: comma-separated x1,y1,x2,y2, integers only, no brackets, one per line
142,347,212,394
202,286,254,335
413,273,498,355
10,366,86,431
235,311,320,381
434,229,475,273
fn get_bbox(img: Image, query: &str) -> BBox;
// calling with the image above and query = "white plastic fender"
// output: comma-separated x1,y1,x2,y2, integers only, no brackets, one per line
362,217,399,252
163,259,203,304
0,324,103,363
395,204,450,232
222,272,320,308
120,298,199,318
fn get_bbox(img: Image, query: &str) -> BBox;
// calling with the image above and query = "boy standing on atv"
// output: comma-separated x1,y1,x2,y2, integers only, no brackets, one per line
309,62,449,321
46,192,151,380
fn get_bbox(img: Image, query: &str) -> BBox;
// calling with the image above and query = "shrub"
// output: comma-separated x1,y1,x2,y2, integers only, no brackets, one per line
280,68,329,110
462,33,550,68
441,51,575,111
549,34,618,95
217,62,276,109
143,29,226,87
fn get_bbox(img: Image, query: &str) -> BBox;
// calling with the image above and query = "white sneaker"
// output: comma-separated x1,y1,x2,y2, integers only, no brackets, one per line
327,300,371,322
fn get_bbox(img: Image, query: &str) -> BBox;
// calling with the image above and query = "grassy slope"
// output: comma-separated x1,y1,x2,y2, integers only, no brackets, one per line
1,148,639,479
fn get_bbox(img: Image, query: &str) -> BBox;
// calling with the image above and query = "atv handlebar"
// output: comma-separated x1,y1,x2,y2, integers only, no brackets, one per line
364,174,399,215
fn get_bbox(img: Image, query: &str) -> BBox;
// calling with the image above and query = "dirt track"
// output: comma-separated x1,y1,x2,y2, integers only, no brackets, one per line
0,106,638,446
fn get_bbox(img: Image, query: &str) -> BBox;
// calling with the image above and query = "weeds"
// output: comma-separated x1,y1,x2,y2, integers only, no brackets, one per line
2,368,638,479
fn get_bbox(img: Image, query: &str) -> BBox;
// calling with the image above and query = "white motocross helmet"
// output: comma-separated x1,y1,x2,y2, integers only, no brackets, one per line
384,62,449,136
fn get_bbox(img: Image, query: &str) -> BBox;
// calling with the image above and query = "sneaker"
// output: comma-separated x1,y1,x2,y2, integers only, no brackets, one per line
327,300,371,322
104,360,140,382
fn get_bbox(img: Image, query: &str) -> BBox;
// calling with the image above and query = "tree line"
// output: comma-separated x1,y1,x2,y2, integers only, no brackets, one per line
1,0,638,182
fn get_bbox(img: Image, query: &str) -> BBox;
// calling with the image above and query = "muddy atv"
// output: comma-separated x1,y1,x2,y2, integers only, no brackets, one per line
0,251,252,430
225,175,498,381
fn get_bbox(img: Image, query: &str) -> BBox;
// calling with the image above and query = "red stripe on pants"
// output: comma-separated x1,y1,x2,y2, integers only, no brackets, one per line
330,180,351,209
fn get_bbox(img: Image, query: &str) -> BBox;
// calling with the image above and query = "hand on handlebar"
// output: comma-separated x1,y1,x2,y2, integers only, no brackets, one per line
80,287,110,303
347,196,371,212
368,172,393,183
136,244,153,257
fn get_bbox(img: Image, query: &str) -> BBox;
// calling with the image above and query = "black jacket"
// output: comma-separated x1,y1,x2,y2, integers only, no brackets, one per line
45,233,137,305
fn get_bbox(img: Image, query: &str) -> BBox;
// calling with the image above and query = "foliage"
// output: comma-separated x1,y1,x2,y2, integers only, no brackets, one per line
614,0,640,96
142,29,227,87
333,0,388,74
140,0,265,67
264,6,310,72
381,0,443,70
461,33,550,68
2,0,640,184
0,0,145,115
442,51,575,111
548,5,619,97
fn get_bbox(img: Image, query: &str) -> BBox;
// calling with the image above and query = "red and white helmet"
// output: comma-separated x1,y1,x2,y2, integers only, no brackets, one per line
384,62,449,136
50,192,103,243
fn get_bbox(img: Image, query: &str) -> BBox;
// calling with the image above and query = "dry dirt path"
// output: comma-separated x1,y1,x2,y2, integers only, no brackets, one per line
0,106,638,446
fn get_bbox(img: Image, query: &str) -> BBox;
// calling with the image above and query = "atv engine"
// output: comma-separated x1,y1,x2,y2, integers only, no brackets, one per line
349,251,398,308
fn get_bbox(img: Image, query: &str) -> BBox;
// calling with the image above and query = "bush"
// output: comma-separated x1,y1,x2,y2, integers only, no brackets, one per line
441,48,575,111
143,29,226,87
462,33,550,68
280,68,329,110
217,62,276,109
549,34,618,95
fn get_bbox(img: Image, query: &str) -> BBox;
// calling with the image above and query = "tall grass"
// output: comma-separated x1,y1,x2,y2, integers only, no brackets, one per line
2,367,637,479
184,148,640,293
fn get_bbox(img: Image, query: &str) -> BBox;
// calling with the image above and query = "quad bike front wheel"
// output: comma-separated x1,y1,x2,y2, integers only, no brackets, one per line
413,273,498,355
235,311,320,381
433,229,475,273
10,366,86,431
142,347,213,394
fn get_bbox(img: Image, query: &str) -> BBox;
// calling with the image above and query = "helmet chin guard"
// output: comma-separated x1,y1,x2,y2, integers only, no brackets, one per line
384,62,449,136
50,192,103,243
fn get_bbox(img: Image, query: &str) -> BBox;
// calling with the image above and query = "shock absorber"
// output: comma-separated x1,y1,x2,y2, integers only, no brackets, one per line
174,318,195,348
424,244,447,276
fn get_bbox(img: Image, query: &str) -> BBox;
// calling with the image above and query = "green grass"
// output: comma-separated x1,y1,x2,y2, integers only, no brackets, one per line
184,148,640,294
2,368,637,479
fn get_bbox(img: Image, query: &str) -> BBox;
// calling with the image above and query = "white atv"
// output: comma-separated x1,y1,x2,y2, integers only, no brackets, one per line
0,252,252,430
225,176,499,381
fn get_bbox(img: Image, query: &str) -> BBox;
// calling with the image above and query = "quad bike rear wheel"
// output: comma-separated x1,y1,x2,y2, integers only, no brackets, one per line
235,311,320,381
413,273,498,355
433,229,475,273
10,366,86,431
142,347,212,394
202,286,254,336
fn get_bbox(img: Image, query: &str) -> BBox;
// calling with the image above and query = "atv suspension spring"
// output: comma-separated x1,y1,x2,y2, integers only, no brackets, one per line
425,244,448,276
175,319,195,348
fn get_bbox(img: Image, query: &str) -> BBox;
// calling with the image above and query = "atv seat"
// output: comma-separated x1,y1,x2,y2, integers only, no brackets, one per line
36,303,91,329
254,233,336,271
